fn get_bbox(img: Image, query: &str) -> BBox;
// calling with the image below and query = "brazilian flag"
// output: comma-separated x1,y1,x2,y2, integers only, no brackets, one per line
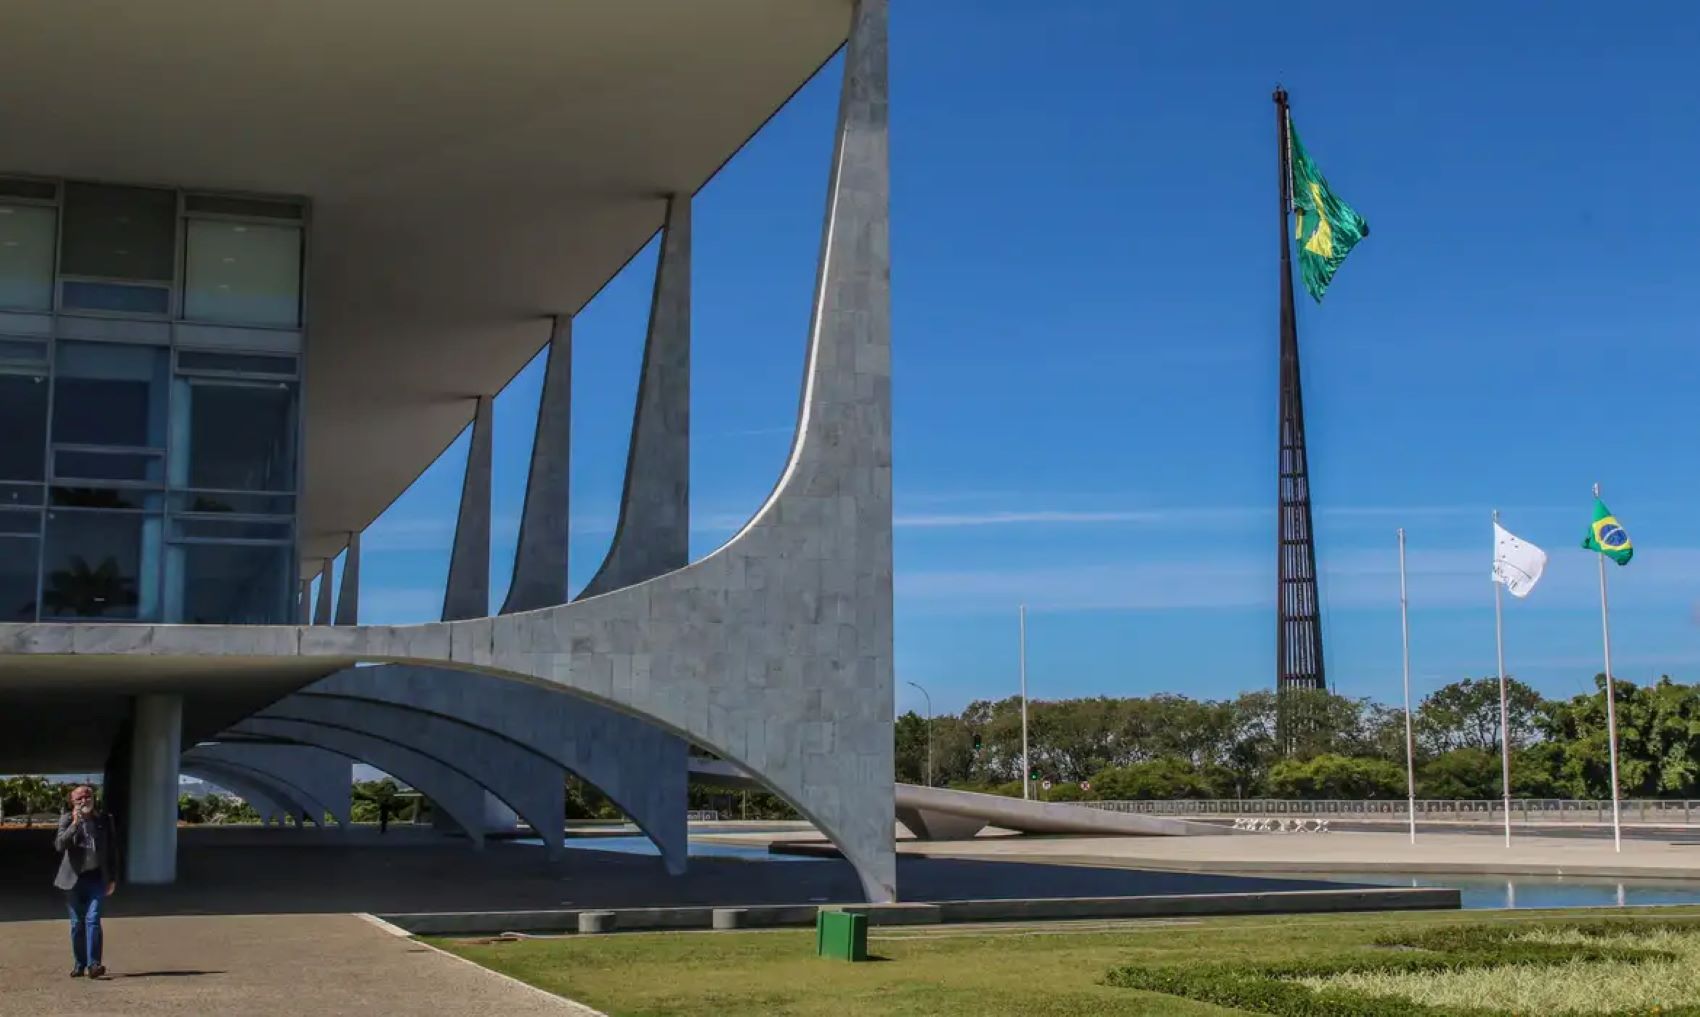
1583,497,1633,566
1289,122,1370,302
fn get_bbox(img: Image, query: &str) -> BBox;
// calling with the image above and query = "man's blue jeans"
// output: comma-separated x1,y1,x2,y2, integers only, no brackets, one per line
66,870,105,969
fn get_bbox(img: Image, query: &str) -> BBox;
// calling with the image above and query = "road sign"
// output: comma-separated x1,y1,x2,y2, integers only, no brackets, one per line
1040,780,1052,791
1079,781,1091,791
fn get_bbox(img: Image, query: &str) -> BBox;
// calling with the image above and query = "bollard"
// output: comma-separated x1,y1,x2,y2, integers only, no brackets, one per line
578,911,616,935
712,908,748,931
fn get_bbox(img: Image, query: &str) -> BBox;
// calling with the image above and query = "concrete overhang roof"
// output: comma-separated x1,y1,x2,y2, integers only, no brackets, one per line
0,1,849,566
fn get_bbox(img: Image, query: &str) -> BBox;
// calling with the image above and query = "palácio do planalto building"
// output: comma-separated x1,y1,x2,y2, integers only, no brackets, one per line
0,0,896,902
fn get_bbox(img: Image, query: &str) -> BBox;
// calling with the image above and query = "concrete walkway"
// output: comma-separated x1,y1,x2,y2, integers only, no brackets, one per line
896,829,1700,879
0,913,589,1016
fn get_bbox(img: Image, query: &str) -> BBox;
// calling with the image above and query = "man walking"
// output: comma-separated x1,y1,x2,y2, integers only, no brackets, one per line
54,785,119,978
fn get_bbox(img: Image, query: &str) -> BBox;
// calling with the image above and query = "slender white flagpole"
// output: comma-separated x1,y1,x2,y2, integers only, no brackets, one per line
1019,604,1030,801
1492,510,1512,848
1398,528,1417,845
1594,482,1623,853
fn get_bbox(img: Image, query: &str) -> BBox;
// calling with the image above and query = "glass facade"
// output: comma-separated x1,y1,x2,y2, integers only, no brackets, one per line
0,175,305,625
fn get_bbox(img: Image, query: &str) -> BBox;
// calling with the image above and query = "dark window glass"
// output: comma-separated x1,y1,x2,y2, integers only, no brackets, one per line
53,448,163,484
179,380,296,491
170,491,294,515
60,280,171,315
0,534,38,621
60,183,176,282
176,351,297,376
52,342,168,449
172,542,291,624
0,372,48,481
50,487,160,511
41,510,157,620
0,483,45,507
0,339,49,365
183,220,301,327
0,178,57,201
0,509,39,535
171,517,291,542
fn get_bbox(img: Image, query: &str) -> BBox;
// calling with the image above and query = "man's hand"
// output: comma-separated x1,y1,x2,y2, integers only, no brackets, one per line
105,882,117,898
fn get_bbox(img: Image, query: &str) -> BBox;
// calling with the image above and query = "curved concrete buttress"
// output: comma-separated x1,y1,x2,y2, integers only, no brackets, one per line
184,757,331,827
226,717,495,849
299,667,684,872
251,696,566,861
186,741,352,827
181,761,304,827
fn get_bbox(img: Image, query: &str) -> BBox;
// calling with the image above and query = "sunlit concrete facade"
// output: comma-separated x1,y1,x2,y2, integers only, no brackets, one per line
0,0,895,900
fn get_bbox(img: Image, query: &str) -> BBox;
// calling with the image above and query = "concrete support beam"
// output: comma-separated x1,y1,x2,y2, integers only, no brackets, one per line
253,694,565,860
181,763,294,825
312,559,333,626
183,758,325,826
334,533,360,625
126,693,182,884
186,742,352,827
580,193,691,599
443,396,493,622
303,666,688,873
227,717,496,848
503,317,573,614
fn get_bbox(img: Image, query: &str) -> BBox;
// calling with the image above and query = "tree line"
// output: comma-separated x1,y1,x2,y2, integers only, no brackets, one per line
895,674,1700,801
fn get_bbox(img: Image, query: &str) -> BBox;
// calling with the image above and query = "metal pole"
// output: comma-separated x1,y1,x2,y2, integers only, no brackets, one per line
1398,528,1417,845
1492,510,1511,849
1595,482,1623,853
906,681,933,787
1020,604,1030,801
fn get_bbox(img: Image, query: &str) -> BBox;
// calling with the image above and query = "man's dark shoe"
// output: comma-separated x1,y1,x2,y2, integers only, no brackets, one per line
69,966,85,978
87,965,105,978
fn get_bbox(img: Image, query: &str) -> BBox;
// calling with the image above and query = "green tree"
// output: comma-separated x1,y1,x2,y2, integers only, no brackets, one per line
1416,748,1500,799
1417,676,1544,755
1266,754,1405,799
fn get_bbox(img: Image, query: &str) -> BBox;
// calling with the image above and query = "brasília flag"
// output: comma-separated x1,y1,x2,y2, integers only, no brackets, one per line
1583,497,1633,565
1492,522,1547,598
1289,122,1369,302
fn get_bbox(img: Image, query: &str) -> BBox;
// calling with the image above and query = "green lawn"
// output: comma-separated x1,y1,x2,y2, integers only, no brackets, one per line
432,906,1700,1016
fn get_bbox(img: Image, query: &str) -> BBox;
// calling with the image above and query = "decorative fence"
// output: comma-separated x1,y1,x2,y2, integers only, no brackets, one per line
1083,798,1700,826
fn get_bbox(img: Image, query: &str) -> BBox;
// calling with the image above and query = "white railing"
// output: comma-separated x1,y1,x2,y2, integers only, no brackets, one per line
1082,798,1700,825
686,810,720,822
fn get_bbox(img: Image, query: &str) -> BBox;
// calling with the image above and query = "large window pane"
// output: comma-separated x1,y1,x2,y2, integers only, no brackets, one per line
175,379,297,491
0,534,39,621
41,510,159,620
184,220,302,327
169,542,290,624
0,204,56,310
52,342,169,449
60,183,176,282
0,372,48,480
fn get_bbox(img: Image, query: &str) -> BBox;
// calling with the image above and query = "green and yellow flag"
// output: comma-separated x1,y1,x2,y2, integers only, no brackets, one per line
1582,496,1633,566
1289,122,1369,302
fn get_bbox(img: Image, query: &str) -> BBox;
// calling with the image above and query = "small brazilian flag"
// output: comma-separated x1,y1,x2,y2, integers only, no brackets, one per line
1289,121,1370,302
1582,497,1633,566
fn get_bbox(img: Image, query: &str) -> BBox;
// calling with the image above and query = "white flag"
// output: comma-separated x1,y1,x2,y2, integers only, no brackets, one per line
1492,522,1547,598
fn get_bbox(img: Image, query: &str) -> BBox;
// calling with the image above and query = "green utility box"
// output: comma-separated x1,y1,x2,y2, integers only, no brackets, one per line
815,910,868,961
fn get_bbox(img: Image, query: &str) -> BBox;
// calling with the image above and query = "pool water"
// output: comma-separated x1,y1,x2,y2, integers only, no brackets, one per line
1315,872,1700,910
526,834,827,862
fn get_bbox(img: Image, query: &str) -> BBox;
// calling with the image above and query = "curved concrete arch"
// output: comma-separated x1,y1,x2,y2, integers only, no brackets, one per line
251,696,565,861
300,666,684,872
181,761,301,827
186,742,351,828
0,0,895,901
182,762,291,824
184,757,330,827
227,717,495,849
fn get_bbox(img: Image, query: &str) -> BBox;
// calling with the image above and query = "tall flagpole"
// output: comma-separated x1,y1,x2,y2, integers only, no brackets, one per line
1594,482,1623,853
1397,528,1417,844
1019,604,1030,801
1491,510,1512,848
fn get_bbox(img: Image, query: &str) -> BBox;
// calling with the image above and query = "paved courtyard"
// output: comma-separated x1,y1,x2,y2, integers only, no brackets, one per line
0,913,587,1016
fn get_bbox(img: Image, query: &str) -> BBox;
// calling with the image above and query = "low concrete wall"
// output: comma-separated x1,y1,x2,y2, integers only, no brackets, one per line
379,886,1457,936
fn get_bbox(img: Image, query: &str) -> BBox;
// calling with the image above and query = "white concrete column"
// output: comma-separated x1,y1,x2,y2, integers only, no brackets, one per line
127,693,183,884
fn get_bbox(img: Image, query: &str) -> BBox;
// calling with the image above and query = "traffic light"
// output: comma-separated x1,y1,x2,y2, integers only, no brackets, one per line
972,733,983,752
1028,767,1040,782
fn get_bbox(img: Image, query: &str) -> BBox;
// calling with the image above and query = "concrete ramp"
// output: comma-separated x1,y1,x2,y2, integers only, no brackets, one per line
688,759,1220,841
895,784,1222,841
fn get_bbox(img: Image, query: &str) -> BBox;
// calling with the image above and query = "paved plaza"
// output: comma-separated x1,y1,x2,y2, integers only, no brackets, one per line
0,913,586,1017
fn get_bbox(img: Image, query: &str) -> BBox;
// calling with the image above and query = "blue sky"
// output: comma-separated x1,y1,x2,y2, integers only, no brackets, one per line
323,2,1700,717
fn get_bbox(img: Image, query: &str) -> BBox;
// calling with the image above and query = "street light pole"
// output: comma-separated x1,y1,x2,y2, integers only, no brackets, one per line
906,681,933,787
1019,604,1030,801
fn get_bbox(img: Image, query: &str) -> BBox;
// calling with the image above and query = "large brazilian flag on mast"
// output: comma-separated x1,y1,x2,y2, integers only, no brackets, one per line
1289,121,1369,302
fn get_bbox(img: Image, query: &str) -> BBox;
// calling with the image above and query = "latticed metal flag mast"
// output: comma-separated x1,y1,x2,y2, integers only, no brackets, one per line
1270,87,1369,750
